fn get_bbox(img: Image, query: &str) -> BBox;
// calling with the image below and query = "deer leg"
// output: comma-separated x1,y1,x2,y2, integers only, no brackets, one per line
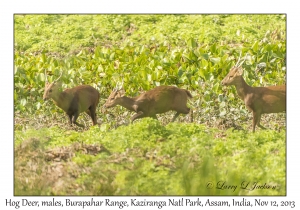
73,112,84,127
173,106,190,122
85,110,95,125
252,112,262,133
257,117,267,130
87,106,97,125
258,124,267,129
131,111,146,122
72,112,79,124
91,112,97,126
85,109,92,121
171,112,180,122
68,114,73,125
150,114,158,120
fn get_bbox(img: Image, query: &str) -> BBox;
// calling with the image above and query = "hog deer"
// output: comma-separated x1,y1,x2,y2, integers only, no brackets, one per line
43,71,100,127
103,85,193,123
221,54,286,132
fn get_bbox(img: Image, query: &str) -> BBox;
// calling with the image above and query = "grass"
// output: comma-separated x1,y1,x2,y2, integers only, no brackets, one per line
14,118,286,195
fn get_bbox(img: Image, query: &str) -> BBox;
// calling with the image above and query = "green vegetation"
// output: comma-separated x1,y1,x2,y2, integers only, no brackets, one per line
15,118,285,195
14,14,286,195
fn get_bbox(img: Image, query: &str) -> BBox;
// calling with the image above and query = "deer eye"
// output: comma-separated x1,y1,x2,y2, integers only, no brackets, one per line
49,89,52,93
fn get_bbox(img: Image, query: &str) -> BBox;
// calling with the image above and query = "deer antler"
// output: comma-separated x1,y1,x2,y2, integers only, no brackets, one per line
119,77,124,90
235,51,242,67
54,71,63,83
114,77,124,91
237,53,249,67
44,69,48,83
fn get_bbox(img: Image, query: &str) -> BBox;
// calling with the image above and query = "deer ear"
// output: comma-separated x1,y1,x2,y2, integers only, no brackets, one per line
236,67,244,76
119,89,125,97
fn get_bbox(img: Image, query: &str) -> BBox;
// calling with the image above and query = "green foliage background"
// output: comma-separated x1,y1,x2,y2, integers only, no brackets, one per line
14,14,286,195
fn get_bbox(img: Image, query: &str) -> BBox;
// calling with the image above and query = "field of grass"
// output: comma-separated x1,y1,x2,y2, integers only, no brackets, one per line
14,14,286,195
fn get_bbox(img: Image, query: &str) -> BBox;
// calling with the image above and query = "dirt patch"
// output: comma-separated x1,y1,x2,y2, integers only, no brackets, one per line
14,138,111,195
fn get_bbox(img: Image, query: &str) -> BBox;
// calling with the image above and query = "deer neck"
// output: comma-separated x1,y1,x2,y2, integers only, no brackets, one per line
52,90,72,112
234,76,252,100
119,96,137,112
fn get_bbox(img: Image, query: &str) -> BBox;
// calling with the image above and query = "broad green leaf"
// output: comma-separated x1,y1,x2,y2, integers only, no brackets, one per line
182,53,190,61
252,41,259,53
20,98,27,106
187,38,197,48
177,68,184,78
210,57,220,64
201,53,209,60
210,43,217,54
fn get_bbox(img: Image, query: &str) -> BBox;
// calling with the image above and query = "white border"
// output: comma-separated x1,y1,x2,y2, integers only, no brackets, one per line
2,0,299,209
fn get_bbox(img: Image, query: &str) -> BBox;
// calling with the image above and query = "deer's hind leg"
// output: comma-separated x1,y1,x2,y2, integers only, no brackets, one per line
172,106,190,122
131,111,146,122
252,111,264,132
86,105,97,125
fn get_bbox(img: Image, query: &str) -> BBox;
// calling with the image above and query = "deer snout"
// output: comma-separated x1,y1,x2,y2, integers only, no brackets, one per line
103,102,113,109
221,79,227,86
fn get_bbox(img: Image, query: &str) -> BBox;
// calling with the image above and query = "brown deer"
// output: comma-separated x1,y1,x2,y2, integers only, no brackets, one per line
43,71,100,127
103,85,193,122
221,54,286,132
